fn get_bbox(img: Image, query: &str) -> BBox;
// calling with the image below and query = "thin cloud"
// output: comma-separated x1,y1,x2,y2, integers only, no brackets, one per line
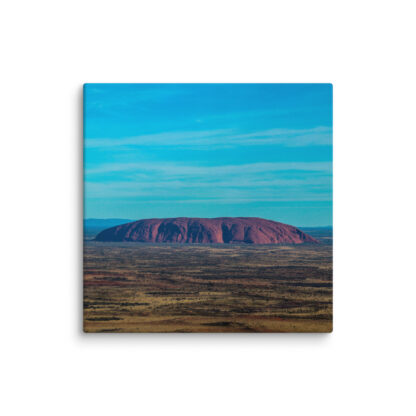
86,161,332,176
85,126,332,149
84,129,232,148
85,162,332,201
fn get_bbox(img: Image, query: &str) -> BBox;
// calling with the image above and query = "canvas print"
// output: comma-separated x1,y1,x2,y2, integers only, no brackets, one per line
83,83,333,333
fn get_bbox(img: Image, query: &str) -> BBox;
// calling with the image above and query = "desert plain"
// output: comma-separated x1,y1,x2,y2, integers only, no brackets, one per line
83,228,332,333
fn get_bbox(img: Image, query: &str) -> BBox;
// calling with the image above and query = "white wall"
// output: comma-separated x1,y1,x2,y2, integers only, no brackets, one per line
1,1,415,415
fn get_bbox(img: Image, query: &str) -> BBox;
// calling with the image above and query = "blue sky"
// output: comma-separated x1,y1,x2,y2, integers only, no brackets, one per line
84,84,332,226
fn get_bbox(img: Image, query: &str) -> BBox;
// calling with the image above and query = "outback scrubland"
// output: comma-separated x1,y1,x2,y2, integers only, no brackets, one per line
84,230,332,333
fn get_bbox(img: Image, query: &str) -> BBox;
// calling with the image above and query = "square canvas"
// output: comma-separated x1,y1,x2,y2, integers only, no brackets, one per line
83,83,333,333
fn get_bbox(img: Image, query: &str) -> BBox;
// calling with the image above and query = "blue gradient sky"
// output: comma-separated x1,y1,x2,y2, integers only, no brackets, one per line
84,84,332,226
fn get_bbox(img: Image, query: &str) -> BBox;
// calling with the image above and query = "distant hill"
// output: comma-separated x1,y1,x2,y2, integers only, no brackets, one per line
95,217,318,245
298,227,332,244
84,218,132,238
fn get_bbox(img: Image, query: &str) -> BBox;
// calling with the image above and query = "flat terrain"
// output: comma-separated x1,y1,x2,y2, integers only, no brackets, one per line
84,237,332,333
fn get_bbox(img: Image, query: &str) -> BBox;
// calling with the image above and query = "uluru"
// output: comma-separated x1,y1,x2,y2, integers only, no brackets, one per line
95,217,318,244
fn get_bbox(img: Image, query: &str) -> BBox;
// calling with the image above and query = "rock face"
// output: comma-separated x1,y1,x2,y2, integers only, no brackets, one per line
95,217,318,244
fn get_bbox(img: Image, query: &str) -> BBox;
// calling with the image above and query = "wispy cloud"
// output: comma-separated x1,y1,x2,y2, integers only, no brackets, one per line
85,161,332,201
85,126,332,149
228,127,331,147
85,180,331,200
84,129,231,148
86,161,332,176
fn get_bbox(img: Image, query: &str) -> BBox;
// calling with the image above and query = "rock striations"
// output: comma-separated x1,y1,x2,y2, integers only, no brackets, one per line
95,217,318,245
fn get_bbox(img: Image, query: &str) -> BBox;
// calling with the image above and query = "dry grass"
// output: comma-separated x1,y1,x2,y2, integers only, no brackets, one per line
84,242,332,333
